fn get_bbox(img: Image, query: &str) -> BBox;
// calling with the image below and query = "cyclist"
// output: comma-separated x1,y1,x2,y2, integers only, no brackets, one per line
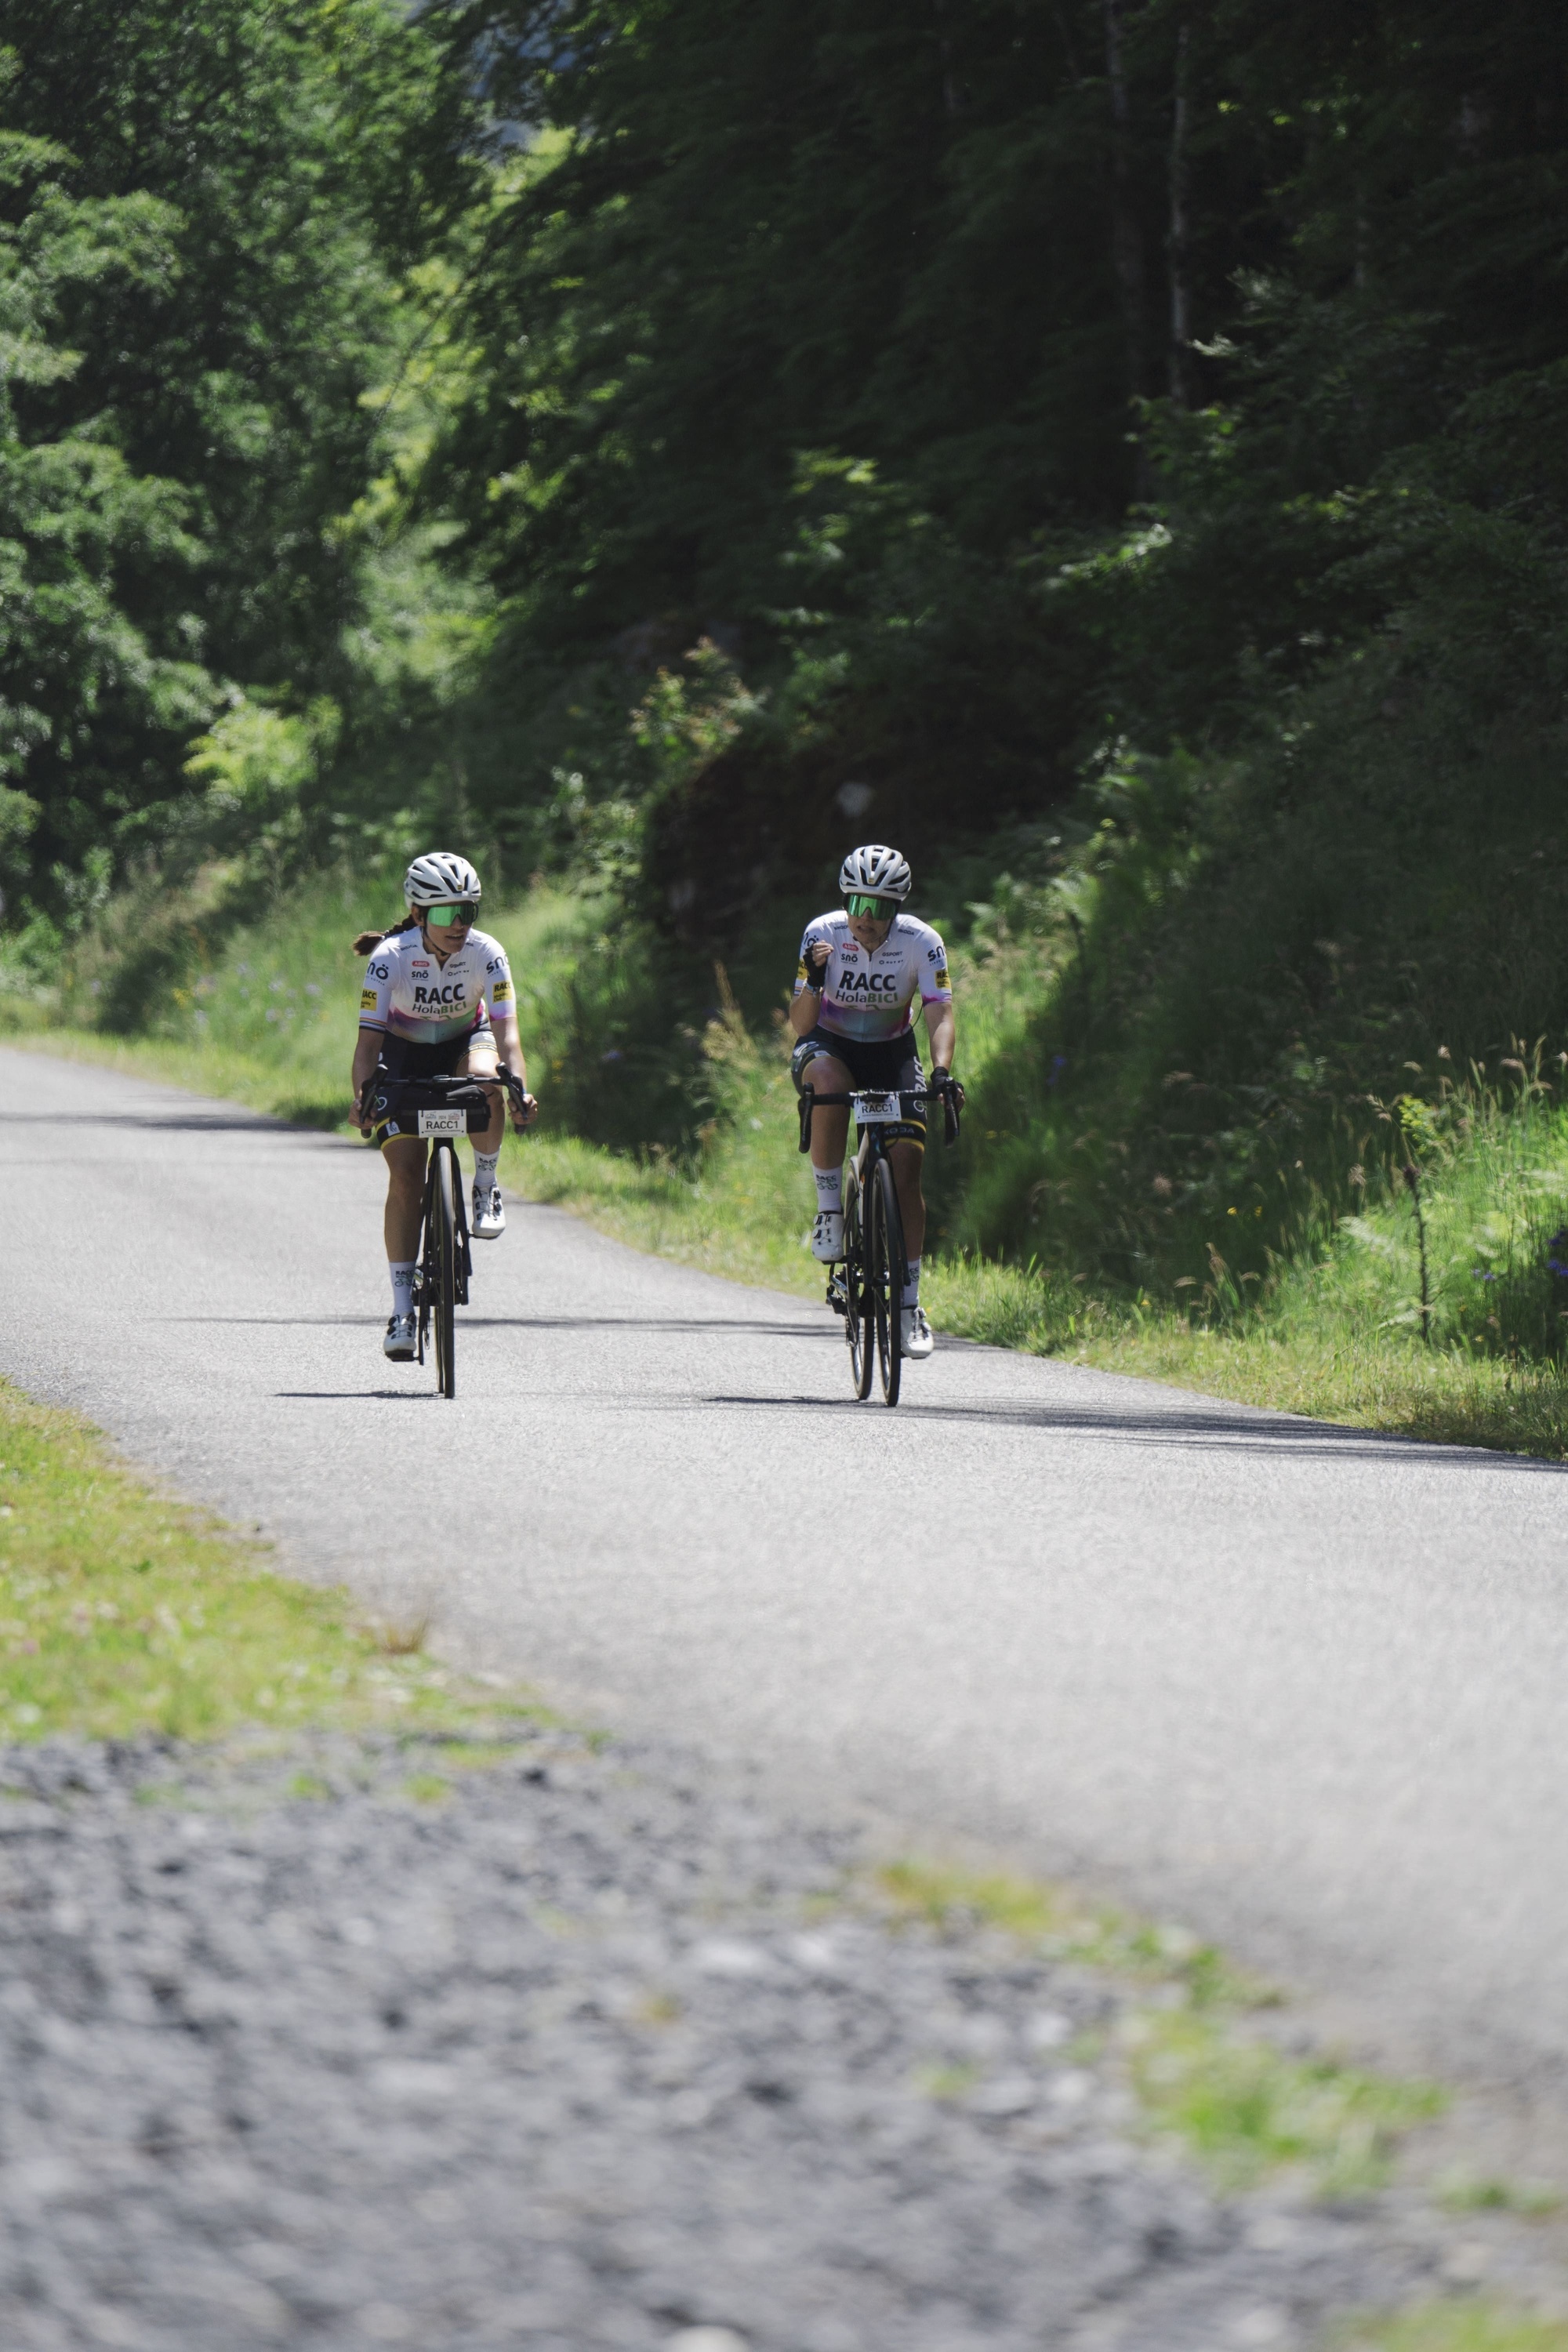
350,851,537,1361
789,843,956,1361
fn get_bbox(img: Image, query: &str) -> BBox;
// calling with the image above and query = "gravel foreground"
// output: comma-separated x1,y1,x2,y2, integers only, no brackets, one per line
0,1725,1548,2352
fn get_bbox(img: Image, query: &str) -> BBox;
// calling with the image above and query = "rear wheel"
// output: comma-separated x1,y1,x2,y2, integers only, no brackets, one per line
844,1167,874,1400
869,1156,905,1407
432,1146,457,1399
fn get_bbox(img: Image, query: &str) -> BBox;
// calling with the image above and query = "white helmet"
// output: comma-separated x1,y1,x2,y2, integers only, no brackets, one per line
405,850,481,907
839,843,911,902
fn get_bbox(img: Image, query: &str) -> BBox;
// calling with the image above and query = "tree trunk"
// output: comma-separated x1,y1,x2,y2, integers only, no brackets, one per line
1102,0,1147,416
1167,19,1192,406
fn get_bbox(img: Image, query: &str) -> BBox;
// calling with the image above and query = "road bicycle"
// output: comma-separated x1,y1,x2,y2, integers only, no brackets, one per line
797,1079,961,1407
360,1065,531,1399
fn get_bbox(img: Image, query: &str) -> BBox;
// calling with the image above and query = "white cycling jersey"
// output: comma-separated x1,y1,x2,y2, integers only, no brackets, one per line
358,924,517,1049
793,910,952,1045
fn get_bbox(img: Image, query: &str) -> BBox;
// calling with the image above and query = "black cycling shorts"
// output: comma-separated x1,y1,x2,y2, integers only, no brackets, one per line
368,1026,494,1143
790,1026,926,1145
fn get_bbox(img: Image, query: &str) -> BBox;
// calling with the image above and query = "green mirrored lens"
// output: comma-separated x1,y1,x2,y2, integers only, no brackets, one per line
847,892,894,918
423,902,474,925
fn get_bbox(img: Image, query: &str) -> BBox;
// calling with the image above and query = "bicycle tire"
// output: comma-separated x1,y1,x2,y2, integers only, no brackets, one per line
433,1145,457,1399
844,1168,875,1400
870,1156,904,1407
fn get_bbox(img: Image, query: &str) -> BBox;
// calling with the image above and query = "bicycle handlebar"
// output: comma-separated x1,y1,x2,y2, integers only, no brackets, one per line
797,1083,960,1152
358,1064,536,1130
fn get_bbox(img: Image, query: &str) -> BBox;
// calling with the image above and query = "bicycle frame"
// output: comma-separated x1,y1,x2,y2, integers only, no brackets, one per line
359,1066,532,1394
797,1082,960,1405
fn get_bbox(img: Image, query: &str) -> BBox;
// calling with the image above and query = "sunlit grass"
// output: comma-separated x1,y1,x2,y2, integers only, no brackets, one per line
1127,2013,1443,2196
1335,2309,1568,2352
874,1860,1444,2196
11,877,1568,1457
875,1858,1261,2009
0,1380,534,1744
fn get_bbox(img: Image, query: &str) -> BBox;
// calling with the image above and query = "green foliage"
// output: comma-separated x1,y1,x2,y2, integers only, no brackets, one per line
0,0,463,918
0,1377,516,1742
11,0,1568,1424
1338,2310,1568,2352
1129,2015,1444,2197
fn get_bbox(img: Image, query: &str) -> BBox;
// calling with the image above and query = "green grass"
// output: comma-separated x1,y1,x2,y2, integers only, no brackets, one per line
1436,2176,1564,2217
874,1860,1445,2197
10,863,1568,1457
1336,2310,1568,2352
0,873,597,1131
1127,2013,1443,2197
0,1378,532,1743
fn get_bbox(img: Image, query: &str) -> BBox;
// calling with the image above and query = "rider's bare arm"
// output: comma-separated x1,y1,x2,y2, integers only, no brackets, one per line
789,938,832,1039
925,1000,956,1073
350,1025,382,1128
489,1020,537,1127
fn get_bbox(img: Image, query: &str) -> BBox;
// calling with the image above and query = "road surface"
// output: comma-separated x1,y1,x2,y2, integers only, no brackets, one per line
5,1046,1566,2113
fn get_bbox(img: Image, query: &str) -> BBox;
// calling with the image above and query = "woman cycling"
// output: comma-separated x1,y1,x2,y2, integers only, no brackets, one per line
789,843,957,1361
351,851,537,1361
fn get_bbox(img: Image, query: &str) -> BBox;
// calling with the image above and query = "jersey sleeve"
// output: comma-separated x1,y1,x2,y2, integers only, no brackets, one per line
793,916,833,999
918,926,953,1005
358,946,393,1033
481,940,517,1028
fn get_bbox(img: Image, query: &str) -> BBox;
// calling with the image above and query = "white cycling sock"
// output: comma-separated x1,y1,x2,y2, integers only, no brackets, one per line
813,1166,843,1212
389,1260,417,1317
473,1150,500,1197
902,1257,921,1308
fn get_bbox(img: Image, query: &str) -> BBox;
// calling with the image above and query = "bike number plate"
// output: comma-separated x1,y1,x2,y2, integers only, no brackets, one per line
851,1091,902,1123
417,1108,466,1137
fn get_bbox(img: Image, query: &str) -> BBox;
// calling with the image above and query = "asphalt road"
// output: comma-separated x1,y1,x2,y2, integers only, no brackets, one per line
5,1047,1567,2111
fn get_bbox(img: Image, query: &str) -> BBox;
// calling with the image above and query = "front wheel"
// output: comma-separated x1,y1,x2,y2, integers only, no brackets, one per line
843,1168,874,1401
869,1156,905,1407
430,1145,457,1399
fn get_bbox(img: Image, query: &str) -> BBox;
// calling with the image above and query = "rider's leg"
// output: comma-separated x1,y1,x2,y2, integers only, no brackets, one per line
800,1049,851,1256
804,1051,851,1184
889,1137,927,1308
889,1138,926,1267
459,1037,504,1155
889,1136,935,1357
382,1135,427,1321
459,1038,506,1237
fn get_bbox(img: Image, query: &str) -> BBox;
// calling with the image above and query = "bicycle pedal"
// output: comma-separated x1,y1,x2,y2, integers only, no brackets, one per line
826,1277,848,1316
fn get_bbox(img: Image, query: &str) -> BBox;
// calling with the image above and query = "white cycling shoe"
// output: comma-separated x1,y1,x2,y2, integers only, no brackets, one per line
811,1209,844,1262
383,1312,417,1363
901,1305,935,1359
472,1184,506,1240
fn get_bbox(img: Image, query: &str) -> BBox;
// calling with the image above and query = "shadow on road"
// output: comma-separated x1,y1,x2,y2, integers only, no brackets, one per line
0,1109,278,1132
276,1391,440,1402
698,1392,1568,1472
163,1312,833,1338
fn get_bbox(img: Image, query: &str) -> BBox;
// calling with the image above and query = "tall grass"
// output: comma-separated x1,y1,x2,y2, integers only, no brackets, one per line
9,864,1568,1456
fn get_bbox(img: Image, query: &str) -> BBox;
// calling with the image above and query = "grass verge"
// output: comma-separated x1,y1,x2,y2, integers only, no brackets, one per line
0,1378,527,1743
874,1860,1445,2199
8,955,1568,1456
1335,2310,1568,2351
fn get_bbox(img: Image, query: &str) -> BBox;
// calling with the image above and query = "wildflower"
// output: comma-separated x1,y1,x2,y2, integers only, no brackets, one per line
1047,1054,1067,1088
1473,1269,1501,1283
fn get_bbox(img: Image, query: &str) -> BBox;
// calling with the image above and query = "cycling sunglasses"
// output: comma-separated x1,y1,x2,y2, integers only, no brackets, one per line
845,891,898,920
422,901,477,926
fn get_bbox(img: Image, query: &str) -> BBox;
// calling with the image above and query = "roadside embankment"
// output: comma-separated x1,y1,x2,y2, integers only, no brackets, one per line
11,997,1568,1461
4,1381,1568,2347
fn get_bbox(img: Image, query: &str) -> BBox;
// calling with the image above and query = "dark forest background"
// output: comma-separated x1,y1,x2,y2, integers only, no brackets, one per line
4,0,1568,1308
